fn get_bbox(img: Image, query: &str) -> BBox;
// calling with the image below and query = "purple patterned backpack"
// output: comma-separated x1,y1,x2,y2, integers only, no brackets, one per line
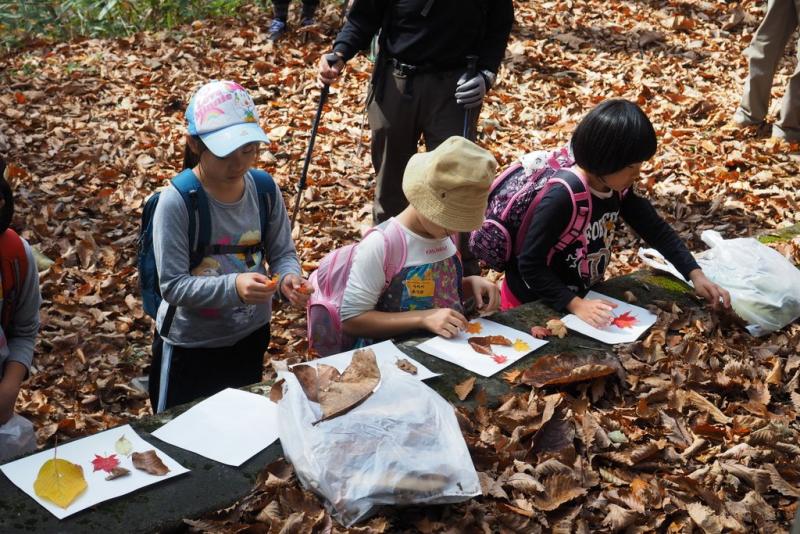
469,146,593,274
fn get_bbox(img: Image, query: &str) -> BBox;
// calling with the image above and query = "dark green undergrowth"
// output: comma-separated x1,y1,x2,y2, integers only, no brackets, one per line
0,0,259,52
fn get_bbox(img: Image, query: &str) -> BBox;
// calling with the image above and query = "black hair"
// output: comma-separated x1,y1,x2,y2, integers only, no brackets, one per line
0,156,14,233
182,136,207,170
571,99,657,177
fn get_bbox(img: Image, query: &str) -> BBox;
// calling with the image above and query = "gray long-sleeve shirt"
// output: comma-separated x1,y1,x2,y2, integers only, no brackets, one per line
0,238,41,378
153,171,300,348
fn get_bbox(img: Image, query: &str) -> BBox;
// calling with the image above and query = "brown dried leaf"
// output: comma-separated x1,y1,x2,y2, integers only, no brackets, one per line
317,349,380,422
291,364,321,403
602,503,638,531
546,319,567,338
131,450,170,476
532,474,586,511
454,376,476,401
686,390,730,424
395,358,417,375
270,378,285,403
105,466,130,481
686,502,722,534
521,353,621,387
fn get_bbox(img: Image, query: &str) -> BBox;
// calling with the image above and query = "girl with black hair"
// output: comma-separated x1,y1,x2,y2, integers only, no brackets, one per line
503,99,730,327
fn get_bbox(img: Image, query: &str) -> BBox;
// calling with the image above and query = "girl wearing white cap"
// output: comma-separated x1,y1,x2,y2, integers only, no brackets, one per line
148,81,312,412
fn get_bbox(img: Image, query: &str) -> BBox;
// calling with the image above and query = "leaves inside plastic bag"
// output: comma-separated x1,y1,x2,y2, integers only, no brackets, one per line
316,349,380,423
291,364,341,403
33,458,87,508
131,450,170,476
521,353,622,388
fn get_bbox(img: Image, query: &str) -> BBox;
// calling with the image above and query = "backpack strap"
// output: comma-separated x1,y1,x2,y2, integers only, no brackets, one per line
247,169,277,256
161,170,209,337
545,170,592,276
0,229,28,333
171,169,210,270
381,220,408,287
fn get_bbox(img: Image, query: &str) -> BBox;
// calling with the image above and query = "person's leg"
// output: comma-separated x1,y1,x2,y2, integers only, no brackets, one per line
269,0,290,41
224,327,270,388
735,0,798,124
301,0,320,24
420,69,484,276
368,64,423,224
773,3,800,140
148,331,163,410
272,0,290,20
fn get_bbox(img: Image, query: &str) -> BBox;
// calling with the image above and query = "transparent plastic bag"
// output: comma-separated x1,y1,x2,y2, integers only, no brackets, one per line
277,363,480,527
638,230,800,336
0,414,36,462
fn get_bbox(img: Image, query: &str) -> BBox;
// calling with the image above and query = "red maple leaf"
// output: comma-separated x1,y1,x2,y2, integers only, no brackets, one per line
92,453,120,473
611,311,638,329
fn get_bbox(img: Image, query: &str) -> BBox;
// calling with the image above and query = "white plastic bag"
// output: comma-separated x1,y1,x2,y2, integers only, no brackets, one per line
277,363,480,526
0,414,36,462
638,230,800,336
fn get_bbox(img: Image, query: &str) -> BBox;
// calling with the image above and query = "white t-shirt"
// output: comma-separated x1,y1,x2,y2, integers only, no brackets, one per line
340,219,457,321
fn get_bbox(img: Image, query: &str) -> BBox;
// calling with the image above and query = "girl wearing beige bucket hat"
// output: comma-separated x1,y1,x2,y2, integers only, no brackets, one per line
339,136,500,341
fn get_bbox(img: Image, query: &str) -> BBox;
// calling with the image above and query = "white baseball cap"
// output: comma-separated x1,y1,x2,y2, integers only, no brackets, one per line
185,80,269,157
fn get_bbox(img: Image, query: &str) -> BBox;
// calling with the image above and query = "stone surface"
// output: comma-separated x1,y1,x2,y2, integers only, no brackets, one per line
0,271,701,533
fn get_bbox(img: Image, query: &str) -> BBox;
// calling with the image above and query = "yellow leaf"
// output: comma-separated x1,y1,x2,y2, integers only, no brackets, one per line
34,458,88,508
466,322,483,334
512,339,530,352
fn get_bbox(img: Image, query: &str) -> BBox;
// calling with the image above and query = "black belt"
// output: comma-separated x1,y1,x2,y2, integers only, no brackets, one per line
388,58,456,76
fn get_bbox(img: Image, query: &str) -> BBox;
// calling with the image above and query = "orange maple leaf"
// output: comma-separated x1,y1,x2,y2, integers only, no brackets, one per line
466,322,483,334
611,311,638,329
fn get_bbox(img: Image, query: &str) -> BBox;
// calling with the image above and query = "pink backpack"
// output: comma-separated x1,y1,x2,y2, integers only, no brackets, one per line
469,146,593,276
307,220,408,357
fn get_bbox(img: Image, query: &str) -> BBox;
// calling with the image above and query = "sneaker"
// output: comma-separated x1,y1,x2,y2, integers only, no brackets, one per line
300,16,316,27
732,108,764,127
268,19,287,41
772,124,800,143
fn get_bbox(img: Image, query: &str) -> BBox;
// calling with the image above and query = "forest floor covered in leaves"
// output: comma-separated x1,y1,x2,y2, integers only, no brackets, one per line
1,0,800,531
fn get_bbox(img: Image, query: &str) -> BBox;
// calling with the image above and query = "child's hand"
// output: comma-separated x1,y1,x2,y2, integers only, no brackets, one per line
462,276,501,314
567,296,617,328
0,383,16,425
421,308,468,338
689,269,731,311
0,364,25,425
235,273,278,304
280,274,314,308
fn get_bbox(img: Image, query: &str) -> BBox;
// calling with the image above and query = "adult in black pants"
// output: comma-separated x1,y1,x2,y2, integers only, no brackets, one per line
268,0,320,41
318,0,514,276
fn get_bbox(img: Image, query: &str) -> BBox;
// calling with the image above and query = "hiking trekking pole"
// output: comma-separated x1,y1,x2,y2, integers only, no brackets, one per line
291,53,340,227
462,55,479,140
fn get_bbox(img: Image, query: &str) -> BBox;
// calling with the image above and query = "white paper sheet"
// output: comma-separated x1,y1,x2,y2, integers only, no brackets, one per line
561,290,658,344
294,340,440,381
152,388,279,467
415,318,547,377
0,424,189,519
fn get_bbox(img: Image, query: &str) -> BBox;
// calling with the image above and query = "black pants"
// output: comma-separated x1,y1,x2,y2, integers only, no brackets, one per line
368,63,483,275
148,327,270,412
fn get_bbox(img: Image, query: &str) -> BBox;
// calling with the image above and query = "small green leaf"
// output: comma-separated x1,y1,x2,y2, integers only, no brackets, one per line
608,430,628,444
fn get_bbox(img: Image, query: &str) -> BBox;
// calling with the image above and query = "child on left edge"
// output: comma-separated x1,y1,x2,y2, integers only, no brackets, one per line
0,156,41,428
